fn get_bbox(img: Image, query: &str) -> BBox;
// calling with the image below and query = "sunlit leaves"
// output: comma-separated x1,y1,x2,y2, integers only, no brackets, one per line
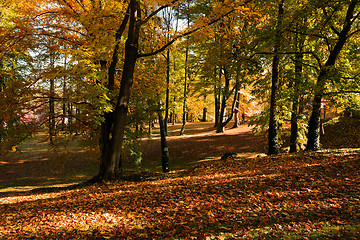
0,150,359,239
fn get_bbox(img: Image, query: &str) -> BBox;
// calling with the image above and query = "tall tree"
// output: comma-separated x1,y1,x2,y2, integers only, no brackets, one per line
268,0,284,155
306,0,359,151
98,0,243,179
289,25,304,153
158,100,170,172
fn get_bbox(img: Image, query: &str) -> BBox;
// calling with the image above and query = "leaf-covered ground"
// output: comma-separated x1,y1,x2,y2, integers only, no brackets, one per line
1,150,359,239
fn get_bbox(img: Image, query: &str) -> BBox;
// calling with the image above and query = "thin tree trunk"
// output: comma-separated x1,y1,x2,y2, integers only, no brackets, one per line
232,91,240,129
214,86,220,127
0,76,4,145
158,102,170,172
164,49,170,135
214,67,221,128
180,45,189,136
49,76,55,145
268,0,284,155
289,37,303,153
217,67,233,133
62,55,67,126
148,119,152,135
172,96,176,125
62,86,66,126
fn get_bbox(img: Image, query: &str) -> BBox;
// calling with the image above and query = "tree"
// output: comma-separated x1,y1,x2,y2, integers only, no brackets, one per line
306,0,359,151
289,24,305,153
267,0,284,155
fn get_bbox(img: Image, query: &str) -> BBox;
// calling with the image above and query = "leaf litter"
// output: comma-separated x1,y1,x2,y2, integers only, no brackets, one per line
0,150,359,239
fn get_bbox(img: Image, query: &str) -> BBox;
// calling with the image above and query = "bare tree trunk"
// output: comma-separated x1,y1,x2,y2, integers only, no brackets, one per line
268,0,284,155
202,106,207,122
289,96,299,153
148,119,152,135
0,75,4,145
232,91,240,129
289,34,303,153
180,44,189,136
158,102,170,172
214,67,221,128
217,66,232,133
164,49,170,135
49,76,55,145
172,96,176,125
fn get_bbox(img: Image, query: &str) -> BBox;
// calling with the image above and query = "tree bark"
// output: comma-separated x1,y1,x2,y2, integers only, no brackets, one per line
158,104,170,172
267,0,284,155
49,74,55,145
202,107,207,122
164,49,170,135
98,0,139,180
172,96,176,125
216,67,231,133
214,84,220,128
221,83,238,129
232,91,240,129
290,31,304,153
0,74,4,145
180,44,189,136
306,0,358,151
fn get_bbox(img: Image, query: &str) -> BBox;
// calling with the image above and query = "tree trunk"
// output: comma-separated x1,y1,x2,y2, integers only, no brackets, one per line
148,119,152,135
306,0,357,151
289,99,299,153
202,107,207,122
49,76,55,145
268,0,284,155
180,44,189,136
306,94,322,151
0,76,4,145
158,104,170,172
98,0,139,180
221,83,238,129
62,56,68,127
67,103,73,125
217,67,230,133
214,85,220,128
290,33,304,153
164,49,170,135
214,67,221,128
232,92,240,129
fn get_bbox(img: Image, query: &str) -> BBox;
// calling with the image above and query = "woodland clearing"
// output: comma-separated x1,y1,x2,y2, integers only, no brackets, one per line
0,118,359,239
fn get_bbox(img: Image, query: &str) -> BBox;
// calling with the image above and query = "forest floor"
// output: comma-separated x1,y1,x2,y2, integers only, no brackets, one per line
0,121,267,194
0,117,359,239
138,121,267,172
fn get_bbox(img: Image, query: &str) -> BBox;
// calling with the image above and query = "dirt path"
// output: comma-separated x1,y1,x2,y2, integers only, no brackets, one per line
138,122,267,171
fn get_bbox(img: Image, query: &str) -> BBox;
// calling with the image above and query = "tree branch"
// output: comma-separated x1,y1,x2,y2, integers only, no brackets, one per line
115,4,130,40
140,0,180,26
60,0,80,16
348,28,360,38
138,0,253,58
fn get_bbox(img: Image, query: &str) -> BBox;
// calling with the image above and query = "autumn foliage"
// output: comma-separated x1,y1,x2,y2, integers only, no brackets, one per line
1,150,359,239
1,0,360,238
